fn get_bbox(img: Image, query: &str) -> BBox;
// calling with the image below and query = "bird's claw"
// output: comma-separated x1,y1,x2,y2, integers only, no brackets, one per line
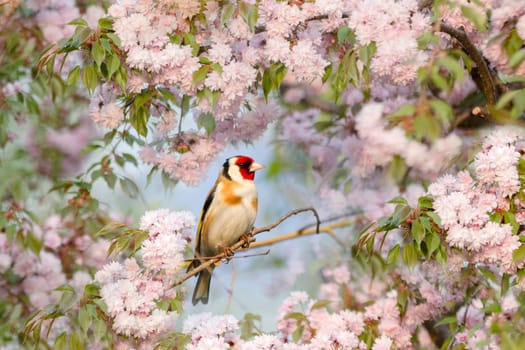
239,232,253,248
218,244,235,259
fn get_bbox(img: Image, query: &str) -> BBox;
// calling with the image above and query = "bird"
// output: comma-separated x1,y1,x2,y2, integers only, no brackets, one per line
188,155,264,305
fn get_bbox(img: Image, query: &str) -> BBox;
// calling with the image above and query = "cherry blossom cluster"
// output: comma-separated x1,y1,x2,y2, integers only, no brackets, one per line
94,209,195,339
429,128,525,273
0,214,109,313
345,103,462,178
102,0,432,117
316,257,468,348
26,0,103,45
181,292,368,350
348,0,430,85
25,116,97,177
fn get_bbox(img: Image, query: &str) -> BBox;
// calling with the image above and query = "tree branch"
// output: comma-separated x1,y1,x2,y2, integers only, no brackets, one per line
438,22,499,106
172,207,321,287
246,219,353,249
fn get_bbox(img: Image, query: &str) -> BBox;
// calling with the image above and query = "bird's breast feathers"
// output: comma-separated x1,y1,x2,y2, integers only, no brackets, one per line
200,180,258,256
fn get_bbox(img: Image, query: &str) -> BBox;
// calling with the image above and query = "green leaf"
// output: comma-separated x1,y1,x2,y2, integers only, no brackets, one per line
386,244,400,264
426,211,441,226
413,113,441,142
69,332,83,350
512,245,525,263
503,29,524,58
26,230,42,255
388,156,407,185
262,68,272,100
426,232,441,256
478,266,497,282
53,332,67,350
104,172,117,189
311,299,332,310
434,315,458,327
181,94,191,117
417,30,440,48
501,273,510,296
71,26,92,47
460,5,487,32
509,47,525,68
91,40,105,67
314,120,335,131
496,88,525,110
55,284,75,293
411,218,425,245
115,66,128,91
130,105,150,136
322,64,332,84
337,26,355,45
67,66,81,86
221,3,236,26
437,56,464,81
239,2,258,32
82,64,98,93
68,18,88,27
483,302,502,314
197,112,216,135
98,17,114,30
430,99,453,126
358,42,376,66
183,34,199,56
262,62,287,100
331,50,359,100
120,177,140,198
418,196,433,209
122,153,138,166
106,53,120,79
204,88,221,107
391,205,412,226
388,196,408,205
504,211,519,234
78,307,91,333
106,33,121,47
192,65,210,85
157,87,177,102
84,283,100,297
430,66,449,91
402,243,418,267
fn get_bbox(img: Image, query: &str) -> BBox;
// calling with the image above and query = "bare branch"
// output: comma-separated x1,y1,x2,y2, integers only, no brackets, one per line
247,220,353,249
252,206,321,236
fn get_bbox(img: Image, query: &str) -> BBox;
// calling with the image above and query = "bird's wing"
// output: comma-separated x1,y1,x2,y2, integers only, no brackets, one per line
195,180,218,254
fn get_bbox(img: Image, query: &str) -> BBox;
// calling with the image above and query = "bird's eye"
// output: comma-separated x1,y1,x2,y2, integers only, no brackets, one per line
237,162,250,168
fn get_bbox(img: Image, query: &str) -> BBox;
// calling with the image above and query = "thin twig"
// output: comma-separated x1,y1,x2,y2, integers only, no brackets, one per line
247,220,353,249
252,206,321,236
172,207,321,287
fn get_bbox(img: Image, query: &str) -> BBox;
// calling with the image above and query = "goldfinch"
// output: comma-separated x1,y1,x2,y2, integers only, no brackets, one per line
189,155,264,305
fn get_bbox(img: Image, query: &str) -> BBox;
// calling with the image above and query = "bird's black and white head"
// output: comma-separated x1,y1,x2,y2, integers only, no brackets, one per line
223,155,264,182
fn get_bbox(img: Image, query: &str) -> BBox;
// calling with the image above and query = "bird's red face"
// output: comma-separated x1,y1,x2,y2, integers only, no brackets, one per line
224,155,264,181
235,156,259,180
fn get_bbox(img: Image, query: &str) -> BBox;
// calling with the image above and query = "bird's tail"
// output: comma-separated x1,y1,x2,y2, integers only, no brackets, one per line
192,267,213,305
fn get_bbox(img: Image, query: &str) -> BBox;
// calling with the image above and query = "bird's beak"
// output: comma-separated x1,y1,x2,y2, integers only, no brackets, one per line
249,162,264,172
